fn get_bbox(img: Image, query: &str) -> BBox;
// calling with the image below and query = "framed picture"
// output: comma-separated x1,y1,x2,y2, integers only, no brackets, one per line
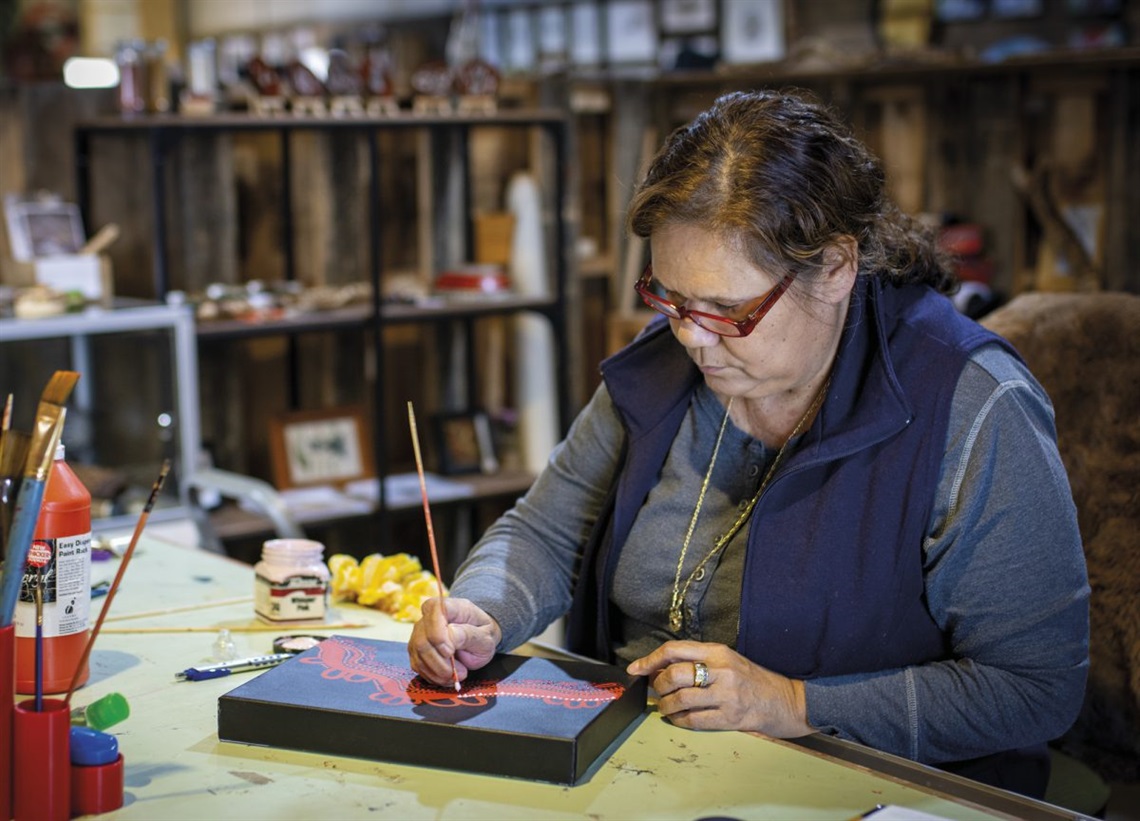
432,411,498,476
720,0,785,65
269,406,374,489
569,2,603,68
604,0,657,65
3,194,86,262
660,0,717,34
504,7,536,73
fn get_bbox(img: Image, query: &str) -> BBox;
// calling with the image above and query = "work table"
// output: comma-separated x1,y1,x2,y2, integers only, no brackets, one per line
68,532,1075,820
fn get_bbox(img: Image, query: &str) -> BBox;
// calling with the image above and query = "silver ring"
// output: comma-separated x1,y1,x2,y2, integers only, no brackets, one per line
693,661,710,688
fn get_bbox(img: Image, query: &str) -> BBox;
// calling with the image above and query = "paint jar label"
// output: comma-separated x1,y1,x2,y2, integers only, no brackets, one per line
254,573,328,622
14,532,92,638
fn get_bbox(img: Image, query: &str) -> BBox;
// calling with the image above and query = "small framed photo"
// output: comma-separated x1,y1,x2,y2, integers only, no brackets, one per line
269,406,374,489
504,7,536,73
661,0,717,34
604,0,657,65
720,0,785,65
432,411,498,476
569,2,603,67
3,194,86,262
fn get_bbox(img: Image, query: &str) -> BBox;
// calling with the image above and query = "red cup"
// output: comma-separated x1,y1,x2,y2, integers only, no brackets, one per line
13,697,69,821
0,624,14,821
71,754,124,816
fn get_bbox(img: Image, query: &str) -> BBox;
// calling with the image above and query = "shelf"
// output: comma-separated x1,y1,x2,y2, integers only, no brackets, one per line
608,45,1140,90
209,469,536,541
191,295,558,341
194,304,372,340
73,104,573,556
75,108,569,134
381,294,558,324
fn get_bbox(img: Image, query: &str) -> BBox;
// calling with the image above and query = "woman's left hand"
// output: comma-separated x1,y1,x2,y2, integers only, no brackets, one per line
626,640,814,738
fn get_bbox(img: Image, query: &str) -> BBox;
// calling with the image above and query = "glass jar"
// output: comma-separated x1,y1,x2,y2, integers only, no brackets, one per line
145,39,170,113
115,40,145,114
253,539,330,622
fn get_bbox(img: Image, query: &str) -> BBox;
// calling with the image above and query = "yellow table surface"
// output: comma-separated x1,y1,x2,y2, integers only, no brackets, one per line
59,534,1068,820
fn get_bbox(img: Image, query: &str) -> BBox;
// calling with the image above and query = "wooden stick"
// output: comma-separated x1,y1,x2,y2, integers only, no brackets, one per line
65,460,170,705
100,621,369,634
103,596,253,623
407,401,461,692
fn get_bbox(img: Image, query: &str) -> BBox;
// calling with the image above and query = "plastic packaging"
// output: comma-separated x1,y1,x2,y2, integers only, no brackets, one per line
253,539,329,622
15,444,92,695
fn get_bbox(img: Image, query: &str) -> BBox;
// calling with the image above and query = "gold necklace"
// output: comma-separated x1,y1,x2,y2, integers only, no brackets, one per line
667,378,831,633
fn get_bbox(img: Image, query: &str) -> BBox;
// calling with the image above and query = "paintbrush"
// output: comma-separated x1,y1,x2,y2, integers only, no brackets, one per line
0,393,11,454
65,459,169,706
0,370,80,627
407,401,461,693
34,571,43,711
0,429,31,562
0,393,20,543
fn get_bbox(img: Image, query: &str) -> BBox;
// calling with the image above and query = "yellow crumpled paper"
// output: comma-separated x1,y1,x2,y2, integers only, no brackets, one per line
327,552,446,623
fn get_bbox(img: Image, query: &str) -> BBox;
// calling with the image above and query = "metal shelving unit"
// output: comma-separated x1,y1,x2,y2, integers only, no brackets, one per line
73,110,574,550
0,300,199,531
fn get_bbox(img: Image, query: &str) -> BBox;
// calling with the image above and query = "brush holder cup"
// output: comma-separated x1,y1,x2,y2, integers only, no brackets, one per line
13,697,70,821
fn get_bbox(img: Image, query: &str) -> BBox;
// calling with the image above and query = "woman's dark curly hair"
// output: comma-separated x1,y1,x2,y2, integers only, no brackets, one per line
627,89,955,294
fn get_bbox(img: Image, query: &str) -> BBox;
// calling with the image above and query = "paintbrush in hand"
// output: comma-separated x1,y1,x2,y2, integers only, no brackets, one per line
407,401,461,693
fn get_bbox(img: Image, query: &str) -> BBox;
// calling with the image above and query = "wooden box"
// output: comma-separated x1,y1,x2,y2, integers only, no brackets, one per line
217,636,647,785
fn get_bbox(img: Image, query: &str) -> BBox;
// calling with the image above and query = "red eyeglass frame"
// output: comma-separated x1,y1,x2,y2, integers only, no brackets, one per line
634,264,794,338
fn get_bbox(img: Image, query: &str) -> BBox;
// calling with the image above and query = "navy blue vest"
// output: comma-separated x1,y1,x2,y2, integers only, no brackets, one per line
567,278,1014,678
564,278,1051,795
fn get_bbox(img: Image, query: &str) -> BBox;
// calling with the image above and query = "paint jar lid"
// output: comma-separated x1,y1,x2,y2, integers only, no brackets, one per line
70,726,119,767
273,634,328,655
72,691,130,731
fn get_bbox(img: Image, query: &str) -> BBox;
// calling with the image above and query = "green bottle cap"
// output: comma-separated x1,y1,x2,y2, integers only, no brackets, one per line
76,691,130,731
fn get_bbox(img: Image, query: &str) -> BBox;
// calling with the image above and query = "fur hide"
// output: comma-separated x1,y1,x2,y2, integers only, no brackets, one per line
982,292,1140,782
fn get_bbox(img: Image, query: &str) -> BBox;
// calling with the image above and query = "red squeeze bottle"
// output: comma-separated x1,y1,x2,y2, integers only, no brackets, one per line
15,443,92,695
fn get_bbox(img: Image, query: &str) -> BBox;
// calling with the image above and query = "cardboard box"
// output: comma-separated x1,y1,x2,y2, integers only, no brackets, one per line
0,254,113,304
217,635,647,785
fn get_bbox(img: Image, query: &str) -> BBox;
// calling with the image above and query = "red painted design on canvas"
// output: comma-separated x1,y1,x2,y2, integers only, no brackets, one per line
302,637,624,709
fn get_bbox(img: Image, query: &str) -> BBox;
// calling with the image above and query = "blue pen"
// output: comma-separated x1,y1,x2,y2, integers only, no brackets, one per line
174,653,292,682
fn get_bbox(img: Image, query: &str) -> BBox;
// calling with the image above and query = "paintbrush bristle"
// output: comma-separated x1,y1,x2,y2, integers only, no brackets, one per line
38,371,80,406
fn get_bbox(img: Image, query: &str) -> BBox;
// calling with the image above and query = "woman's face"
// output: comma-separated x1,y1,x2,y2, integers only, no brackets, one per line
649,223,850,405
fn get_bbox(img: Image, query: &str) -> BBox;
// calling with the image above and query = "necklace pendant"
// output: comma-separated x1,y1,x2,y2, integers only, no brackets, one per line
668,610,682,632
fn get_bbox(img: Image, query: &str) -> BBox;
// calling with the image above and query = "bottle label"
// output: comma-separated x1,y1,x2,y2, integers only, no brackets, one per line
14,531,92,638
254,572,327,622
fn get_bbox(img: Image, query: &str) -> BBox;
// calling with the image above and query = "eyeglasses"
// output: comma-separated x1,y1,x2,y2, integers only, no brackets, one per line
634,264,794,338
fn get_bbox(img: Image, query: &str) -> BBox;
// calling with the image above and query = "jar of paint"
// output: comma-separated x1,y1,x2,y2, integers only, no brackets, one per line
253,539,329,622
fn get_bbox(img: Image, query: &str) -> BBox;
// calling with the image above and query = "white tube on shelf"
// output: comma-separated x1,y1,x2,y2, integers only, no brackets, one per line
507,172,558,474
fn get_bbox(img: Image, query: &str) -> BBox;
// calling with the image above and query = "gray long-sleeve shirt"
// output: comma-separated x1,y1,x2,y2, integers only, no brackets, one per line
450,342,1089,764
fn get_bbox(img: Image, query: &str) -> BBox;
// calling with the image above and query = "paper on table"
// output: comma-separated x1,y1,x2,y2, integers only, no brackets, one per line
858,806,955,820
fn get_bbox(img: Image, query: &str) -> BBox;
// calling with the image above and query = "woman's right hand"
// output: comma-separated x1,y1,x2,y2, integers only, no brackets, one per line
407,596,502,687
